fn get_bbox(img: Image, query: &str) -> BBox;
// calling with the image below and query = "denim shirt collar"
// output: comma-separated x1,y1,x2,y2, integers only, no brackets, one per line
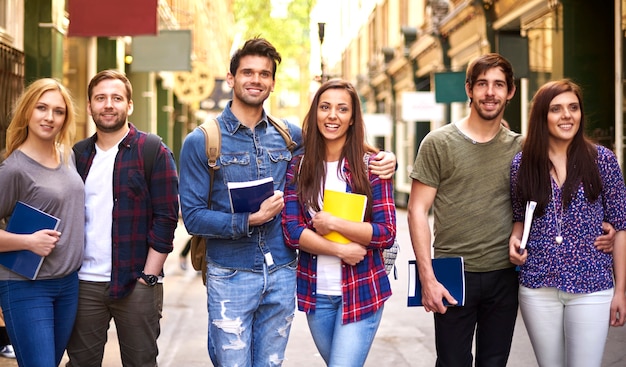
221,101,270,136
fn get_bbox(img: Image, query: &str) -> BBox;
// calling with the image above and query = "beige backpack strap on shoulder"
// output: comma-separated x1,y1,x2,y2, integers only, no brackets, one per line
191,118,221,284
198,118,221,171
267,113,297,152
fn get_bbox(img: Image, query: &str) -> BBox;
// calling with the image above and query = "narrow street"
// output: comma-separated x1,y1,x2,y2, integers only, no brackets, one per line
1,209,625,366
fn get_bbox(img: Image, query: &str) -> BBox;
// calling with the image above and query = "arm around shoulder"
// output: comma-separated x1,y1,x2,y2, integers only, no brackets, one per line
281,157,306,249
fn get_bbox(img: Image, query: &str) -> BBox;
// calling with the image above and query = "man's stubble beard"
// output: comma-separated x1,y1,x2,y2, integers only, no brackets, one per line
92,113,127,133
233,83,270,109
474,101,506,122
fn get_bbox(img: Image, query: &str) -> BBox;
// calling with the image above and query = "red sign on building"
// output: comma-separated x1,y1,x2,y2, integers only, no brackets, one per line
68,0,158,37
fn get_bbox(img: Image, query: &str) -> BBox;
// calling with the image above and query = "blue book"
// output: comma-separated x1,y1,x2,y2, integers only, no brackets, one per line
227,177,274,213
1,201,61,280
408,257,465,307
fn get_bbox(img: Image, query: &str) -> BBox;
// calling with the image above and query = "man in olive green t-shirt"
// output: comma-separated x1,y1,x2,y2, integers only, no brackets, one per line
408,53,522,367
407,53,615,367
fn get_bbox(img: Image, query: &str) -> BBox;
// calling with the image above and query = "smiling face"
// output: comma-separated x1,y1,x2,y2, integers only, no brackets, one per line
466,67,516,122
227,55,275,108
88,78,133,133
547,91,581,144
316,88,353,148
27,90,67,143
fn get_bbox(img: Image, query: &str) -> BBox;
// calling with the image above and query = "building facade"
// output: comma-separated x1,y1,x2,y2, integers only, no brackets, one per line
0,0,234,162
329,0,623,206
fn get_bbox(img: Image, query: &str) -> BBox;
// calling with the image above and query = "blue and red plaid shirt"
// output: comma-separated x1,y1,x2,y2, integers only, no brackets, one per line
74,123,179,299
282,155,395,324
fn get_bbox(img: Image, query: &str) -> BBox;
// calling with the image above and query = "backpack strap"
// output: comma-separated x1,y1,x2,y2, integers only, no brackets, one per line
197,118,221,206
142,133,163,187
72,137,92,161
195,115,292,206
267,113,296,152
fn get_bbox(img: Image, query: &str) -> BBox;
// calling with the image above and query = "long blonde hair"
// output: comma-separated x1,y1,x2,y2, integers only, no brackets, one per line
5,78,76,164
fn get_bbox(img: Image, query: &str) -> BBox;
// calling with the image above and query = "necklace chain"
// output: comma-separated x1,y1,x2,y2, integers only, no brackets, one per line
553,185,564,245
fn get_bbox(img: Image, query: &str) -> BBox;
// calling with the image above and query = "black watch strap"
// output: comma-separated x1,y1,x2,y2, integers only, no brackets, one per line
140,271,158,286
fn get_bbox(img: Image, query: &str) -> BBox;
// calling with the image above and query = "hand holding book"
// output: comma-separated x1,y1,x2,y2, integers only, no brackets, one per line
320,190,367,244
408,258,465,309
25,230,61,257
519,201,536,254
1,201,61,279
248,190,285,226
227,177,275,213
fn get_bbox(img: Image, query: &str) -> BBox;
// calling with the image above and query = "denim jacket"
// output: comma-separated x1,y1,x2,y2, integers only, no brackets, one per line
179,102,303,271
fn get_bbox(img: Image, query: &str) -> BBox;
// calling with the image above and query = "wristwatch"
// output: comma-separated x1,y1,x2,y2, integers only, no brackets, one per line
140,271,158,286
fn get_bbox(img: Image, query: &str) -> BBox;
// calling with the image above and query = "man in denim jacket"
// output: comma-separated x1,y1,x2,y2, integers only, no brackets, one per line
179,38,396,366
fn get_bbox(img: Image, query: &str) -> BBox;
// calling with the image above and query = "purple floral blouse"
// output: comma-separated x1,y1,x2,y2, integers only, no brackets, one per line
510,145,626,293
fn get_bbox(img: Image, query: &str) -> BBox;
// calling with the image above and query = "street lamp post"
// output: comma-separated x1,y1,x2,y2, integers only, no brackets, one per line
318,22,325,82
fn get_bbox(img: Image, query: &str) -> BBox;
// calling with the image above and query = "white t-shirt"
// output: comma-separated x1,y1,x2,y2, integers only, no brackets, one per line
79,142,119,281
314,160,346,296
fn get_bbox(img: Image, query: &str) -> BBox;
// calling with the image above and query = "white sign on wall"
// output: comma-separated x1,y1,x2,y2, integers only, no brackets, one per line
363,114,392,137
401,91,445,122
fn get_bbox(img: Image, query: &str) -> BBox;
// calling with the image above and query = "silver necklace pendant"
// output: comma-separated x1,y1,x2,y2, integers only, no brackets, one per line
555,235,563,245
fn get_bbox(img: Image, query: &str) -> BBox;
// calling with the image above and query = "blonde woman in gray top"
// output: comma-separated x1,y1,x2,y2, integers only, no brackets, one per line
0,78,84,367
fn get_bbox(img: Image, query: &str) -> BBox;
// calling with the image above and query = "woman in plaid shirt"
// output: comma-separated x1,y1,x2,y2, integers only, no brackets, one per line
282,79,396,367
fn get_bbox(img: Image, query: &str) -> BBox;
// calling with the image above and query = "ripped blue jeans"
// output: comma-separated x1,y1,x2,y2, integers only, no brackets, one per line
206,259,296,367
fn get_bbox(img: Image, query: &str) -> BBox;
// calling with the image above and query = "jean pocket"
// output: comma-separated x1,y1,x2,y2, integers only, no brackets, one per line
285,258,298,271
206,263,237,279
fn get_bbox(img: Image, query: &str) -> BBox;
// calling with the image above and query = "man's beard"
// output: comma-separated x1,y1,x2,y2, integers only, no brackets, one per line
474,100,505,121
92,113,127,132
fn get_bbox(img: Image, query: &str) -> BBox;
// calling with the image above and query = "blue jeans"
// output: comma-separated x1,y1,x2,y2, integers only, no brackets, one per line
306,295,384,367
0,271,79,367
206,260,296,367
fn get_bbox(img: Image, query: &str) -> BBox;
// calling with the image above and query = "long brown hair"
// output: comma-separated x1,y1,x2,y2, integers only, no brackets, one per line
516,79,601,216
297,79,378,217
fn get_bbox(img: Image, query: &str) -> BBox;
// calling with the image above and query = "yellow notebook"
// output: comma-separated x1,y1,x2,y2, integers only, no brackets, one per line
322,190,367,244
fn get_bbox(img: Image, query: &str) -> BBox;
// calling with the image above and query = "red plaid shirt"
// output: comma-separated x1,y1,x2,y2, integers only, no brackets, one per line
282,155,395,324
74,124,179,299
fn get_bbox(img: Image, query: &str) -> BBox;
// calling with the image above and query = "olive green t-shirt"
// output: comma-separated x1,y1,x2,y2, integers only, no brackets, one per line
410,123,523,272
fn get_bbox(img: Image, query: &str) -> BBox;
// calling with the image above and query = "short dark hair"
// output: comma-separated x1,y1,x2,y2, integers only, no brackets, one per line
465,53,515,93
229,37,282,79
88,69,133,102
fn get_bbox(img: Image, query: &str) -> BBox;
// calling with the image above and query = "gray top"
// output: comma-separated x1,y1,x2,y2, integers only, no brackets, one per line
0,150,85,280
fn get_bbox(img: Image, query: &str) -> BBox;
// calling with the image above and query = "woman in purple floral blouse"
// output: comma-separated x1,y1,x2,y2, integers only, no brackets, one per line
509,79,626,367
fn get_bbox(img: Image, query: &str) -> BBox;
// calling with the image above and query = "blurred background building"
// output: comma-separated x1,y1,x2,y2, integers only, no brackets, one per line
315,0,625,206
0,0,314,165
0,0,235,164
1,0,626,209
